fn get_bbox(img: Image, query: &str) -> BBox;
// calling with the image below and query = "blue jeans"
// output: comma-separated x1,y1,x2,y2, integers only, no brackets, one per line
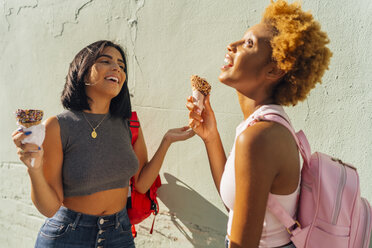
35,206,135,248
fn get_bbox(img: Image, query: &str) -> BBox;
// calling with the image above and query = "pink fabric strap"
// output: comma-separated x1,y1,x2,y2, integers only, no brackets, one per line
250,109,311,230
267,194,297,229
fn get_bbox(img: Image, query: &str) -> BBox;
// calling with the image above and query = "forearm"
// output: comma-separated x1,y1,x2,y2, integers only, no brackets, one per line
28,168,62,217
136,137,171,193
204,131,227,193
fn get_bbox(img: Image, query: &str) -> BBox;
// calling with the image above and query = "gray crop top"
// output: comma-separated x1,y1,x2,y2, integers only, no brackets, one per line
56,110,139,197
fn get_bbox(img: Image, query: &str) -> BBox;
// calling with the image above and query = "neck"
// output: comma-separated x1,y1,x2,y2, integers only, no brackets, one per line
84,98,111,114
237,91,275,119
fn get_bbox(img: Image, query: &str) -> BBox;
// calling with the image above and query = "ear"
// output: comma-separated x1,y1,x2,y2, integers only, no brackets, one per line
266,63,285,82
84,69,91,85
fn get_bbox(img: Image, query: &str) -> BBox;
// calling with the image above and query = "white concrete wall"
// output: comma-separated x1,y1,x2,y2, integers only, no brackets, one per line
1,0,371,247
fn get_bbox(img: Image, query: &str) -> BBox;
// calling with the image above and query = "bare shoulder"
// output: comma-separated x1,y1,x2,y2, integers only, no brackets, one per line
236,121,276,150
235,120,299,195
235,121,296,174
43,116,62,146
237,121,295,152
44,116,60,133
45,116,59,127
234,122,276,172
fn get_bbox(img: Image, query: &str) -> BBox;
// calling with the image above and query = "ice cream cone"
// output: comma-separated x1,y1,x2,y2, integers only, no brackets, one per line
15,109,45,167
190,75,211,110
15,109,43,128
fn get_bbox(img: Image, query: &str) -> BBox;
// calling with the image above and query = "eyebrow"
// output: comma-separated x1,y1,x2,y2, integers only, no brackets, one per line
98,54,125,64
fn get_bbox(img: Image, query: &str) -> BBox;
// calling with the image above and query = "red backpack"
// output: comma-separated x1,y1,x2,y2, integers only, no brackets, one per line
127,112,162,237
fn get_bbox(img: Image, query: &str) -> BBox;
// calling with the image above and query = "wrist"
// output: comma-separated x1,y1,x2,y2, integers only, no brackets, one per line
27,165,44,177
161,135,172,148
203,129,220,144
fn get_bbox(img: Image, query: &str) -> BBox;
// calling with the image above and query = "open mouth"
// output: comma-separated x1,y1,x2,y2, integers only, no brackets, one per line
105,76,119,83
222,54,233,69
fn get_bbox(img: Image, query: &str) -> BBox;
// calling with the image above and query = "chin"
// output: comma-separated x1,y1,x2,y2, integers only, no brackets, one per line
106,85,122,95
218,73,237,87
104,90,120,99
218,72,228,84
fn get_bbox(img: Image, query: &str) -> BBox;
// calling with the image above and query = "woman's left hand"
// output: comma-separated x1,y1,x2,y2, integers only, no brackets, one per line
164,126,195,144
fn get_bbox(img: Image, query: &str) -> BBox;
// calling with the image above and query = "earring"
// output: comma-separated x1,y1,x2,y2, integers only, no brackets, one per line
85,81,97,86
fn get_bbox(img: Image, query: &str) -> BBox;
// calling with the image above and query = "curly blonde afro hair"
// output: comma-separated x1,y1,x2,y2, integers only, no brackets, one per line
262,0,332,106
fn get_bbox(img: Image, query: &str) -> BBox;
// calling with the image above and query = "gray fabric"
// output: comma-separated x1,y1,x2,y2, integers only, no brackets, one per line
57,110,139,197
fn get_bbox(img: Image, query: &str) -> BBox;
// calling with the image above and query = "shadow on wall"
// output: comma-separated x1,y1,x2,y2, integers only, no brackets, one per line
158,173,228,247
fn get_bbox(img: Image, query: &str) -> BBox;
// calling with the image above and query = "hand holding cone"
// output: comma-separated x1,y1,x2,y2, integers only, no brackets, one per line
190,75,211,111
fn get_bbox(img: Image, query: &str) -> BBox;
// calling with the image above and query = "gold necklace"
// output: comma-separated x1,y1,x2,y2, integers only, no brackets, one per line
82,112,108,139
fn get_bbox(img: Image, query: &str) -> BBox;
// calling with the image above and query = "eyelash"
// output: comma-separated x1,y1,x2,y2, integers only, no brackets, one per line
100,60,125,70
244,39,254,48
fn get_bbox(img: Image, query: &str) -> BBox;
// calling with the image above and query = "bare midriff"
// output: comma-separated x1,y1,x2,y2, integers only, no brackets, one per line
62,187,129,216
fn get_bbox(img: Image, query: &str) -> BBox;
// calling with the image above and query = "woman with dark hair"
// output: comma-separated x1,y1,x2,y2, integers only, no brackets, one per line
187,1,331,247
12,40,194,247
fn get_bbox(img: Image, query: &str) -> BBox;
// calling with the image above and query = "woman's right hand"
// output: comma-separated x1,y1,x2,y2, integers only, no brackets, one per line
12,129,43,170
186,95,218,143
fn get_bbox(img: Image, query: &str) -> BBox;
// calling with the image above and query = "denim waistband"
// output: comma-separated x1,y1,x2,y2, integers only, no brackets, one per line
53,206,129,230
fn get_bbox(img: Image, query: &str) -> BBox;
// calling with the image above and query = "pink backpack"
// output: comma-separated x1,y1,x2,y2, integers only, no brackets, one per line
255,107,372,248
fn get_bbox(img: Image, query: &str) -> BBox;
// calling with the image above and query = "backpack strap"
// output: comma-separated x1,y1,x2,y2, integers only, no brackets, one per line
129,111,140,145
128,111,140,189
128,111,139,237
267,194,301,234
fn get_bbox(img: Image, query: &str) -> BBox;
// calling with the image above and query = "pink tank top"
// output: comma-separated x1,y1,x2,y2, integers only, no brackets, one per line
220,105,300,248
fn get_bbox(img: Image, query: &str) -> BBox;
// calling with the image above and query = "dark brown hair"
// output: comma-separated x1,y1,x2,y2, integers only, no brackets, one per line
61,40,131,119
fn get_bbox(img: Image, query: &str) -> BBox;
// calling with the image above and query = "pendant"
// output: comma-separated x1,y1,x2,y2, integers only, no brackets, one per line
91,130,97,138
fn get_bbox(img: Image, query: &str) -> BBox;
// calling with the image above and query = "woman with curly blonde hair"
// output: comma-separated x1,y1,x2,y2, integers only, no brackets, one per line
187,0,331,247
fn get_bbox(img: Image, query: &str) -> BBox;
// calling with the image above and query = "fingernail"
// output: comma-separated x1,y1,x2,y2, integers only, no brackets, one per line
17,128,23,132
24,131,32,136
200,119,204,123
196,109,202,115
38,147,41,150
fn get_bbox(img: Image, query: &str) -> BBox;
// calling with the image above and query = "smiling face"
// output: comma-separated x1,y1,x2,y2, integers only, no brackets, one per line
218,23,278,99
85,46,127,100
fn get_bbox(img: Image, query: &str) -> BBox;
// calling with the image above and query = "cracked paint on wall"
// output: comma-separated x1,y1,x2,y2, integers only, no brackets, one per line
127,0,145,42
16,0,38,15
54,0,95,37
126,0,146,95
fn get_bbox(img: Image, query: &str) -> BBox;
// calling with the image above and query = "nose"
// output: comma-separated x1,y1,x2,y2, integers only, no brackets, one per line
111,62,121,71
227,40,243,52
227,43,235,53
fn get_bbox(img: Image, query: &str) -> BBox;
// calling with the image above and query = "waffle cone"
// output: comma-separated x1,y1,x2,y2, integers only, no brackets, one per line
20,121,42,128
190,75,211,96
15,109,44,127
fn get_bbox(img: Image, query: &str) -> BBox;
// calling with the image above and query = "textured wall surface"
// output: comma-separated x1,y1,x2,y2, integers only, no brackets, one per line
1,0,371,247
